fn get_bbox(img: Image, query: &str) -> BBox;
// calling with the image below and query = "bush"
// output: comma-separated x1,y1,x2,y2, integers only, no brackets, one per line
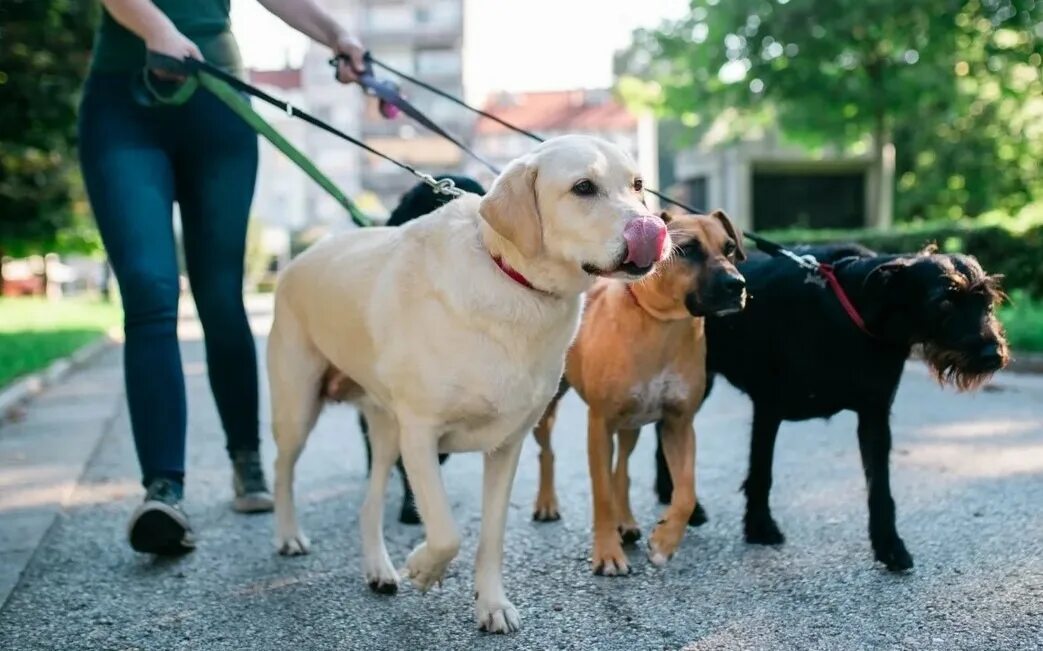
763,204,1043,298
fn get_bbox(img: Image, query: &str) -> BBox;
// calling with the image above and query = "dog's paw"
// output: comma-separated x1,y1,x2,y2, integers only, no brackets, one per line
647,521,683,567
364,555,400,595
402,542,453,592
744,514,785,546
874,538,914,572
275,530,311,556
532,495,561,522
618,523,641,545
591,538,631,576
687,502,709,527
476,595,521,634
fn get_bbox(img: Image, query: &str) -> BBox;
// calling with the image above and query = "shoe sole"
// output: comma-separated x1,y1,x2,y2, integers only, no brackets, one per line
233,492,275,514
128,501,195,556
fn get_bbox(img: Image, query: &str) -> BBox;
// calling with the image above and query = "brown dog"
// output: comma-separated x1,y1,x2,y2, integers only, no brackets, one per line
532,210,747,575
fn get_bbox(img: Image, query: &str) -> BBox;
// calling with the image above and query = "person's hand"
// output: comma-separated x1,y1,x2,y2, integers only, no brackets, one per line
145,23,203,80
333,31,365,84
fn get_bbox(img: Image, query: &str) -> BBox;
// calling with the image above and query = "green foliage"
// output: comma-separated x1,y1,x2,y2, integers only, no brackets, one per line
765,202,1043,298
618,0,1043,222
0,0,99,256
998,291,1043,352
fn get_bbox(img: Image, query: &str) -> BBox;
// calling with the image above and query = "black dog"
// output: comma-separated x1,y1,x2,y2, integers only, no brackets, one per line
358,175,486,524
655,243,1009,571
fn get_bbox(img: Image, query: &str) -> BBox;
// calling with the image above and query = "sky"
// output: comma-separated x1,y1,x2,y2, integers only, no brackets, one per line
230,0,687,98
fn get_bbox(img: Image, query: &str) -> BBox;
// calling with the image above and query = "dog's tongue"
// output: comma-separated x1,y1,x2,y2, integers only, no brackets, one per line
623,215,668,269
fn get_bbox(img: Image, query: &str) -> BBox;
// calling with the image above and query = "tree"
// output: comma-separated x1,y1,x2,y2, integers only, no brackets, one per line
617,0,1043,225
0,0,99,291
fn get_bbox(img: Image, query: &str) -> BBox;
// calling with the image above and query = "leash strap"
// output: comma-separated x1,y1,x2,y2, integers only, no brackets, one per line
142,53,372,227
331,54,500,175
365,53,819,269
818,263,875,337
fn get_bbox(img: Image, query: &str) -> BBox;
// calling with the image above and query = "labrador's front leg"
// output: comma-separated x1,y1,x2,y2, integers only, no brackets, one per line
474,433,526,633
399,429,460,592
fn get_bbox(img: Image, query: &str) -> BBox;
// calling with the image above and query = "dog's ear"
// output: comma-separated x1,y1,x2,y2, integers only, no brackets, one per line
920,242,939,256
478,158,542,257
710,209,746,261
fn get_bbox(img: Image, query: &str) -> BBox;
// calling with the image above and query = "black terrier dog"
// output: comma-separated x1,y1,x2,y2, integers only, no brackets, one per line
655,243,1009,571
358,175,486,524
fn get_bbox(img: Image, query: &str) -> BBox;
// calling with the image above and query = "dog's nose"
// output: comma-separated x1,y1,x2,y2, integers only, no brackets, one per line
720,274,746,297
623,215,668,269
977,342,1004,368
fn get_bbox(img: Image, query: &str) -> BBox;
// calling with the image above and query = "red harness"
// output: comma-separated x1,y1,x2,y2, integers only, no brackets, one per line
818,263,875,338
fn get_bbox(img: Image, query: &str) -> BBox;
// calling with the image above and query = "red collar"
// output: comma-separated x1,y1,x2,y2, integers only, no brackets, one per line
491,254,540,293
818,263,875,338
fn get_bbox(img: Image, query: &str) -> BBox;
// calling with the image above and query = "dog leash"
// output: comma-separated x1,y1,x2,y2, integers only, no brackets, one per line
139,53,468,226
141,53,873,336
328,53,500,175
361,54,876,335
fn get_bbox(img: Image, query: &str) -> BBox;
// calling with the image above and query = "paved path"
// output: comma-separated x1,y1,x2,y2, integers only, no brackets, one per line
1,303,1041,650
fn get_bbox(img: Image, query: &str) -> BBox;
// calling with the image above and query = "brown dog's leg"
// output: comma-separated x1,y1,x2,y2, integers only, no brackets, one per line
588,413,629,575
648,415,696,566
532,395,563,522
612,428,641,544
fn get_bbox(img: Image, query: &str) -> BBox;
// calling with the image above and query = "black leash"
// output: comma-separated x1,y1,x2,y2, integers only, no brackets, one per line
331,53,500,175
363,53,813,264
146,52,465,199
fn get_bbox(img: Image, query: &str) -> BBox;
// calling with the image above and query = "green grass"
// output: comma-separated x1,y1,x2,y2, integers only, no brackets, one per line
999,291,1043,353
0,297,122,387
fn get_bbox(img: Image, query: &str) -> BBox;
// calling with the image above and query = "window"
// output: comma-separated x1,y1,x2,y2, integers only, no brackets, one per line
366,4,412,31
372,47,414,75
416,49,460,76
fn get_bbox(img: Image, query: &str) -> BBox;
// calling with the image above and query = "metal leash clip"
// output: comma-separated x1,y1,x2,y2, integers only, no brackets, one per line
418,173,463,197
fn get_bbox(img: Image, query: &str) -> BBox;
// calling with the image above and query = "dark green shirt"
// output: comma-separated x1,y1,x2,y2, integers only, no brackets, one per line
90,0,242,74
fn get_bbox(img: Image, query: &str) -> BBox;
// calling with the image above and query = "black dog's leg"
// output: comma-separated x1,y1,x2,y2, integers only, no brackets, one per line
743,407,785,545
654,422,708,526
359,414,373,475
398,454,449,524
857,408,913,571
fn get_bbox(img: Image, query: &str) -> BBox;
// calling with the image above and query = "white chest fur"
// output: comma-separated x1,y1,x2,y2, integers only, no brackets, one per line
618,370,692,430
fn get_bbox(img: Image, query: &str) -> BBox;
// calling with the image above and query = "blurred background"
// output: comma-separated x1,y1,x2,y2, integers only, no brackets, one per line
1,0,1041,388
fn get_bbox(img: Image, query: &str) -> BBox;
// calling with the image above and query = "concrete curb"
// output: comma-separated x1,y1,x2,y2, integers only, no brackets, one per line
0,332,118,421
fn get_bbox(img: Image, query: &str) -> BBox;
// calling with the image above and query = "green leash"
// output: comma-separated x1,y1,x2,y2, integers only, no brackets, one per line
135,60,372,228
196,74,372,227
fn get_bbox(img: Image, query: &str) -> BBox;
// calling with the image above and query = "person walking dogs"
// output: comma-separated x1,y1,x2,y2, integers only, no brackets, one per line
78,0,364,556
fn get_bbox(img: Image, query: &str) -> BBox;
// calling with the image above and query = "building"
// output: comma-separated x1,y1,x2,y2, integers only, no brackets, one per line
247,67,310,232
471,89,659,199
348,0,470,210
672,126,887,232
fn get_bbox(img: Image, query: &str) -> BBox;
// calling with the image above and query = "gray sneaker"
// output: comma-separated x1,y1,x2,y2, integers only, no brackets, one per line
128,478,196,555
232,450,274,513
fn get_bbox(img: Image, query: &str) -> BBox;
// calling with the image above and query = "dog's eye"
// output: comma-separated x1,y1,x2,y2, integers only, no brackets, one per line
633,178,643,192
571,179,598,196
723,241,737,257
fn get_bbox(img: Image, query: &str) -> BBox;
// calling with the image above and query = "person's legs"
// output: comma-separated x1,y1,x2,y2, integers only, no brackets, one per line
174,88,269,511
79,74,195,554
78,75,187,487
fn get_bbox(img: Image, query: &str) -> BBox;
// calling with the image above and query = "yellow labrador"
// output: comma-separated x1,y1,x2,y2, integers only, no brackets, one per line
267,135,670,633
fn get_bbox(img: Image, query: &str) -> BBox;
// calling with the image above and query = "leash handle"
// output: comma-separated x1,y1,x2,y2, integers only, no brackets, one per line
328,53,401,119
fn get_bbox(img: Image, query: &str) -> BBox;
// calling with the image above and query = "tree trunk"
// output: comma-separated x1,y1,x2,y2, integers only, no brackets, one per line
869,113,895,229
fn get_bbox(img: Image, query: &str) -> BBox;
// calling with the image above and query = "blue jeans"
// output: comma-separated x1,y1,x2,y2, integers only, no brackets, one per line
78,73,259,487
